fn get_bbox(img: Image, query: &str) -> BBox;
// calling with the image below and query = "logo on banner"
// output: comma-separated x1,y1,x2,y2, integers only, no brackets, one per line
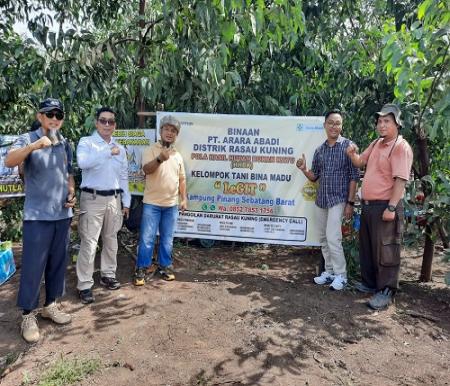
302,181,317,201
296,123,322,131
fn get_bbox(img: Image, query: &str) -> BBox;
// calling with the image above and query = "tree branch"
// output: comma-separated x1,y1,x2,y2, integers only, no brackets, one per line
342,1,372,60
418,40,450,129
142,15,166,42
141,1,187,43
113,37,140,46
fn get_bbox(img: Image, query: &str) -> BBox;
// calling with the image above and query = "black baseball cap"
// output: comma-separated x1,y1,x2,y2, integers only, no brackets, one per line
38,98,64,113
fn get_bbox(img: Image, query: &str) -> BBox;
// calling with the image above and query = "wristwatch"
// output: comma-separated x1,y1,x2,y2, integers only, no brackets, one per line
387,204,396,212
347,200,355,206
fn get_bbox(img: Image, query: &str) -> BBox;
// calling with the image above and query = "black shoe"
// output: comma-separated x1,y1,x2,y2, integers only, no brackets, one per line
79,289,95,304
100,276,121,290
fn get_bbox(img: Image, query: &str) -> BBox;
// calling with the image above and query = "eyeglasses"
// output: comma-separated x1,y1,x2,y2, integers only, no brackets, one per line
326,121,342,127
45,111,64,120
98,118,116,126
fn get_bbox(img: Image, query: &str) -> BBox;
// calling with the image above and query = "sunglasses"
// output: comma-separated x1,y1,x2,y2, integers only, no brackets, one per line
98,118,116,126
45,111,64,120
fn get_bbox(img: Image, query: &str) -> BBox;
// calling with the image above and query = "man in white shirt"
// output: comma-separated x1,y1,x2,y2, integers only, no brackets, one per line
76,107,130,304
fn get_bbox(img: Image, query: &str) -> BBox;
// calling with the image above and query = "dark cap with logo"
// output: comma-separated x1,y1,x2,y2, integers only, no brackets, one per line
38,98,64,113
375,103,402,127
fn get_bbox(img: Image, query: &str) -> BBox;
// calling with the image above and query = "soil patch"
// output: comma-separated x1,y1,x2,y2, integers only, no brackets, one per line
1,238,449,385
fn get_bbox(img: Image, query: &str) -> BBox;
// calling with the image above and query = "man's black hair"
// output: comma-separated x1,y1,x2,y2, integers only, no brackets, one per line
324,109,343,121
95,106,116,119
29,120,41,132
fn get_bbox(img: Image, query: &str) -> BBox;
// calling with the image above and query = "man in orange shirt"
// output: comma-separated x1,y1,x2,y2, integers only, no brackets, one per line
133,115,187,285
347,104,413,310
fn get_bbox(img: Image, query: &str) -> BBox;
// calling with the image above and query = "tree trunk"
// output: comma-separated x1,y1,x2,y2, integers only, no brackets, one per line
419,224,435,282
415,133,430,179
136,0,146,129
416,128,434,282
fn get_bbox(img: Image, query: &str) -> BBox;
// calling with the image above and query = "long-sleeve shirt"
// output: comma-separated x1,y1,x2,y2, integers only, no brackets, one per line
77,131,131,207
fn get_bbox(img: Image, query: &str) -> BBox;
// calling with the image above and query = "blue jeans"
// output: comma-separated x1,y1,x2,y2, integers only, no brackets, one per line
136,204,178,269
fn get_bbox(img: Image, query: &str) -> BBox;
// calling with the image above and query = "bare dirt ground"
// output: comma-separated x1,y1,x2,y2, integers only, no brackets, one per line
1,235,449,386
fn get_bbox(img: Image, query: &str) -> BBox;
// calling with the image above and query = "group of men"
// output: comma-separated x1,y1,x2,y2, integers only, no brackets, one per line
5,98,412,344
297,105,412,310
5,99,186,343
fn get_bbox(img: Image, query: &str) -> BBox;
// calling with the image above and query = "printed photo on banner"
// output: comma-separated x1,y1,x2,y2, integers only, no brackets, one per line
0,135,24,198
114,129,157,195
157,112,326,246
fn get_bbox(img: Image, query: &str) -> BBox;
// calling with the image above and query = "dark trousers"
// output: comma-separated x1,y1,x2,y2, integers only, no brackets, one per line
359,202,404,291
17,218,71,311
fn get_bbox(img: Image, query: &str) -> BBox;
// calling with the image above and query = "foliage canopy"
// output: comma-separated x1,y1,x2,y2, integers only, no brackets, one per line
0,0,448,276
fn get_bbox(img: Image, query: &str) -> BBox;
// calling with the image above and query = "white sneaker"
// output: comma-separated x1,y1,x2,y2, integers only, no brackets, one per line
41,302,72,325
21,313,40,343
313,271,335,285
329,274,347,291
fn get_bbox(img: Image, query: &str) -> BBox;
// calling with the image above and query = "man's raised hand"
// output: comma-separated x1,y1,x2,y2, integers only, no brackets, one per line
296,153,307,171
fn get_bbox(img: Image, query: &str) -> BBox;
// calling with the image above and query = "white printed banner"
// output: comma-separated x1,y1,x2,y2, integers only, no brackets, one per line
157,113,326,246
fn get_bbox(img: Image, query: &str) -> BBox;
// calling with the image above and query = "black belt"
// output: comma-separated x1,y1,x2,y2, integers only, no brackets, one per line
81,187,123,196
361,200,389,206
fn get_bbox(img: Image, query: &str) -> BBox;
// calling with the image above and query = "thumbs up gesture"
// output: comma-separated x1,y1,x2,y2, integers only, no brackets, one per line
296,153,307,171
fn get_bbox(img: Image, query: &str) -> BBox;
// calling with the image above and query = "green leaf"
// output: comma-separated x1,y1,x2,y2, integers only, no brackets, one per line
221,21,236,43
418,0,432,20
420,77,434,90
48,31,56,48
421,175,436,193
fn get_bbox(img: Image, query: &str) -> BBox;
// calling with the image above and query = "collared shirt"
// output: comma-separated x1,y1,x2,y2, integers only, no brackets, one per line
142,142,186,207
77,131,131,207
311,135,360,209
10,128,73,221
361,135,413,200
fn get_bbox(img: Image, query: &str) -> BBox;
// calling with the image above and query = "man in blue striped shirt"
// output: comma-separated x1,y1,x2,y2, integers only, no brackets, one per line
296,110,360,290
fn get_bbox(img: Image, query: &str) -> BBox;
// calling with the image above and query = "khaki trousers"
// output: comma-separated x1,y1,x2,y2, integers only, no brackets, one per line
76,192,123,291
315,202,347,277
